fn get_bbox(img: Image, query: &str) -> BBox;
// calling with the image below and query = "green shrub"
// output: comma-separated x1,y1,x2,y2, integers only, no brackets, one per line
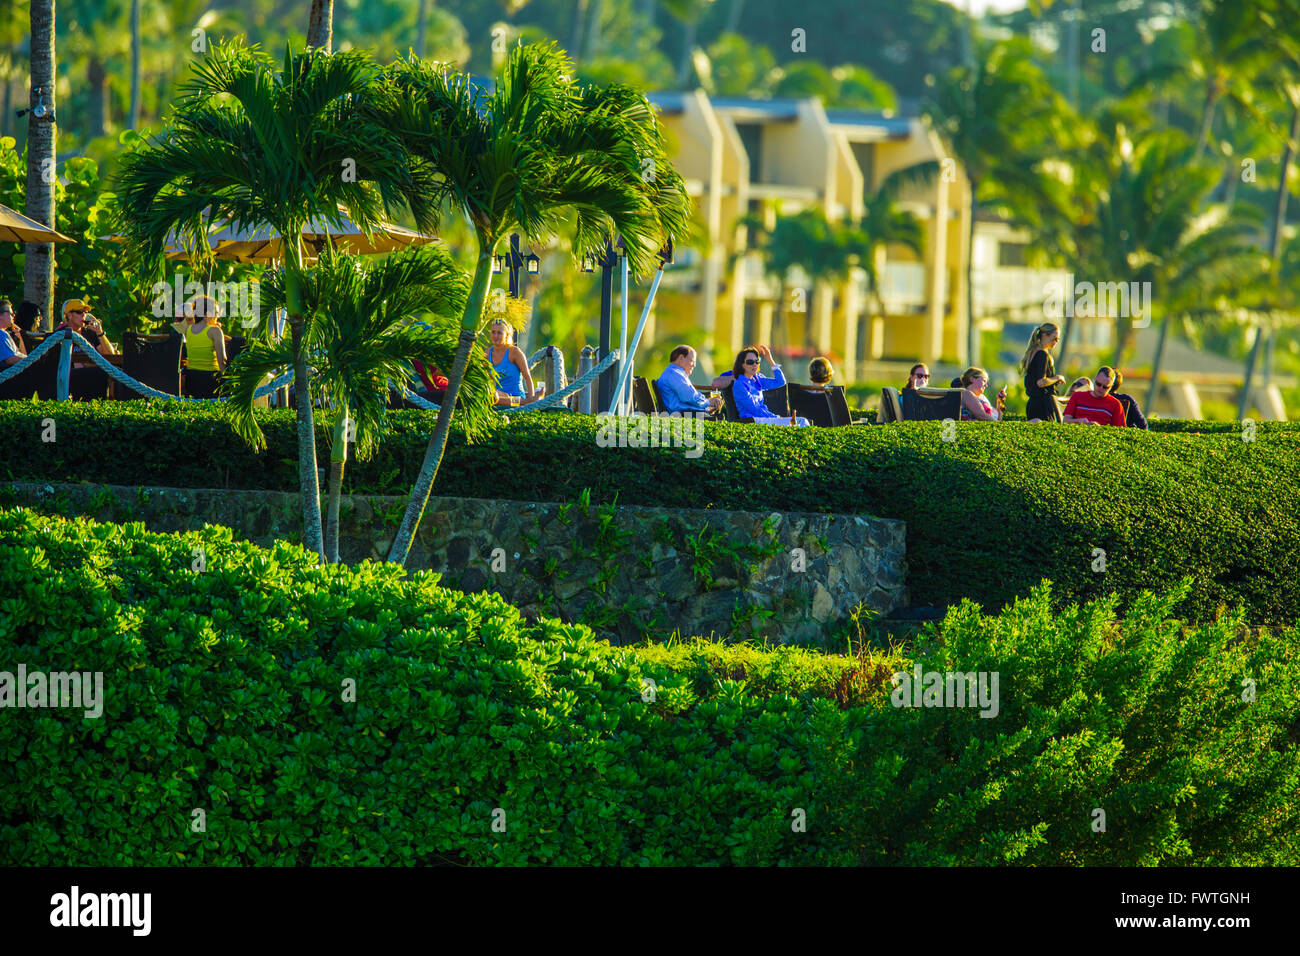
1,509,1296,865
5,401,1300,624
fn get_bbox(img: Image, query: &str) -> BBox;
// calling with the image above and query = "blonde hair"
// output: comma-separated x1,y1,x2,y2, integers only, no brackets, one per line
808,356,834,385
1019,322,1059,374
487,318,516,345
188,295,222,326
960,366,989,388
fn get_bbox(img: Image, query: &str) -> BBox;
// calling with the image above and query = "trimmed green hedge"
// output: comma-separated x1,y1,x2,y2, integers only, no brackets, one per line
5,401,1300,624
2,509,1297,864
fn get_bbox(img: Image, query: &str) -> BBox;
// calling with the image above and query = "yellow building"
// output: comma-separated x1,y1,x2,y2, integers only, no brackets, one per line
646,91,973,382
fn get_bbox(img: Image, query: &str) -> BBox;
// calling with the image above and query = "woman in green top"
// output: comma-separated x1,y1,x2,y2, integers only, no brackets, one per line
183,295,228,398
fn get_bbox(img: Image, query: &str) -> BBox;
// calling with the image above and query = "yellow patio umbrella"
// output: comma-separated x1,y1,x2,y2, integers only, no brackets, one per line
0,203,76,244
110,207,439,263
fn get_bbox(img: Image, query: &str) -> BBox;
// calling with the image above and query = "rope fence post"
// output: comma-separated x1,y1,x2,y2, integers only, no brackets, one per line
56,332,72,401
577,346,595,414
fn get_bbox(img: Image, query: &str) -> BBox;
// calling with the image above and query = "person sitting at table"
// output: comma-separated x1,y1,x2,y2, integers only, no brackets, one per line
486,319,540,407
1068,376,1091,394
181,294,228,399
15,300,42,335
958,366,1005,421
657,345,723,415
0,299,26,368
901,363,930,396
55,299,114,400
728,345,809,426
806,356,835,392
1063,366,1127,426
1107,369,1148,429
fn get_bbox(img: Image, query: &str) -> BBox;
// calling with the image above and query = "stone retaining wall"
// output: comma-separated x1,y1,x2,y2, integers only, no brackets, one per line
8,482,906,645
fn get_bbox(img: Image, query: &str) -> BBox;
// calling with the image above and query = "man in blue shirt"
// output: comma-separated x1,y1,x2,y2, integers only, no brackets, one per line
656,346,722,415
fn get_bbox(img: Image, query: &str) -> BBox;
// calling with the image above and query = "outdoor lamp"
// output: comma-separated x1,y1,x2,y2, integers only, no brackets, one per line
525,252,541,274
579,254,596,273
491,255,504,274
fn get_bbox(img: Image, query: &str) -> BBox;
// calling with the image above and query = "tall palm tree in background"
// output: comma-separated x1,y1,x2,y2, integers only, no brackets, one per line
376,42,691,567
24,0,56,329
130,0,141,129
307,0,333,51
853,186,926,332
923,37,1070,366
225,249,498,563
661,0,716,87
117,41,430,561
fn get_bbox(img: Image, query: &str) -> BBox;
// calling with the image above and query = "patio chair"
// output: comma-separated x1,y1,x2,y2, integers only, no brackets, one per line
0,335,60,401
788,384,835,427
631,376,660,414
901,387,964,421
122,331,183,398
880,387,905,423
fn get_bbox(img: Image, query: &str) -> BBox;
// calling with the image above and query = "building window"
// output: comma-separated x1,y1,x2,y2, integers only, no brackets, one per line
997,241,1028,267
735,123,763,182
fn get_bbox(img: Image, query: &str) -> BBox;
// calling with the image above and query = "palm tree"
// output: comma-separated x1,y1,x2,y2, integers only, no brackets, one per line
23,0,56,329
661,0,716,87
853,186,926,330
307,0,333,52
923,37,1071,365
376,42,691,567
116,41,427,562
224,249,498,563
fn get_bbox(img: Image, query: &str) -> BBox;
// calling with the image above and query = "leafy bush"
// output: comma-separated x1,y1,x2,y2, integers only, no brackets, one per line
5,401,1300,624
1,509,1296,865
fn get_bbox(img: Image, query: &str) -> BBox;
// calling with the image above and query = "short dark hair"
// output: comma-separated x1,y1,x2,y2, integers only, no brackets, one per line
669,345,693,363
1096,366,1116,389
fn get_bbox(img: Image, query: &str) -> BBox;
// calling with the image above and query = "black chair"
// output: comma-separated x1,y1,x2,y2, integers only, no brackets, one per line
122,332,183,398
763,385,789,418
0,333,60,401
631,376,660,414
718,384,755,423
788,384,835,427
649,377,668,412
900,387,964,421
825,386,859,426
226,336,246,365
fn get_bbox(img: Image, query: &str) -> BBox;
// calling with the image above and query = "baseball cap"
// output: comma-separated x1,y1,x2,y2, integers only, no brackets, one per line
62,298,91,315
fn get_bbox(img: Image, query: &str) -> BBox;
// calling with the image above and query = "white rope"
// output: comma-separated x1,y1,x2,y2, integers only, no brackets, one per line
0,332,66,384
399,349,619,414
28,329,292,401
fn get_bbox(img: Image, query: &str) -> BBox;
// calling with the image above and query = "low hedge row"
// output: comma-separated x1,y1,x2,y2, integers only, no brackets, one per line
2,510,1296,864
5,401,1299,624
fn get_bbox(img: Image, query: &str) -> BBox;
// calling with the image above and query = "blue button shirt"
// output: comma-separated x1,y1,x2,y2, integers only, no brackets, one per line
732,365,786,418
656,363,709,413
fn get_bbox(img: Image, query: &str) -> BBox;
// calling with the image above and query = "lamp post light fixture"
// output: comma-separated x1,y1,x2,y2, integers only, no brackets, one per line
492,233,540,298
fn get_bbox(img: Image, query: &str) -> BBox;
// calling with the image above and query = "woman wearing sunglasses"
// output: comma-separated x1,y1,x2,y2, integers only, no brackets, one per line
726,345,809,426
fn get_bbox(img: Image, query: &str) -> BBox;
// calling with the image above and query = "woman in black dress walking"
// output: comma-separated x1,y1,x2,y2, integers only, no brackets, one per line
1020,322,1066,422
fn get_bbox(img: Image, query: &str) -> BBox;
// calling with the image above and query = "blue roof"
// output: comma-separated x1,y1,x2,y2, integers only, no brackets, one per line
648,91,913,135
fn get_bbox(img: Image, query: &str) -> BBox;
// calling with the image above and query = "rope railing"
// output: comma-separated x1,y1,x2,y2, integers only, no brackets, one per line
399,349,619,415
0,330,292,400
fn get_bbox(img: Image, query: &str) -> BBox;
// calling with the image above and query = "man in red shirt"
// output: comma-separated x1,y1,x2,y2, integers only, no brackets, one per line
1063,366,1127,426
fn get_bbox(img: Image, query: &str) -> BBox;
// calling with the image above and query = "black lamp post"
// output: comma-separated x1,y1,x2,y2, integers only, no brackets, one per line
493,233,541,298
581,236,625,411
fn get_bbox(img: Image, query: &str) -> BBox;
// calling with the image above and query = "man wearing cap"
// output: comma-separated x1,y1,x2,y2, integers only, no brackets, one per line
55,298,115,400
56,299,116,360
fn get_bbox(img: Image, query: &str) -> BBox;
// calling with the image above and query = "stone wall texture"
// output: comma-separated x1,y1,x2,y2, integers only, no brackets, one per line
9,482,907,645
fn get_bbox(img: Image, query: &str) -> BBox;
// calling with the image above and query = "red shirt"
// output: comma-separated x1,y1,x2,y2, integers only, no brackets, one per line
1064,390,1126,426
413,361,449,392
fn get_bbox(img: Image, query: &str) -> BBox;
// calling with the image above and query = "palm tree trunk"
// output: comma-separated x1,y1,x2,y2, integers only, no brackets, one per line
1240,102,1299,419
1145,312,1171,412
86,56,108,139
389,249,493,567
570,0,589,62
585,0,603,60
307,0,333,52
677,19,697,87
1057,311,1075,371
965,178,977,366
725,0,746,33
325,404,349,564
415,0,428,58
129,0,141,129
23,0,56,331
1193,85,1220,163
285,261,326,562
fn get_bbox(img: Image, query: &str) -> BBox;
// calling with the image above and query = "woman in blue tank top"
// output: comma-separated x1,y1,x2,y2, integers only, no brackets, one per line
486,319,536,406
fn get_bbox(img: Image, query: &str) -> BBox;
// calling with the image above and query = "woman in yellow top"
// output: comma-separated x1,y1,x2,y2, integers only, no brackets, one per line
182,295,228,398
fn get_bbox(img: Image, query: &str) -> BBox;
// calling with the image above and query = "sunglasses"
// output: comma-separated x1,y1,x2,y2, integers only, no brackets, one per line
743,359,759,366
913,373,930,380
69,309,86,315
